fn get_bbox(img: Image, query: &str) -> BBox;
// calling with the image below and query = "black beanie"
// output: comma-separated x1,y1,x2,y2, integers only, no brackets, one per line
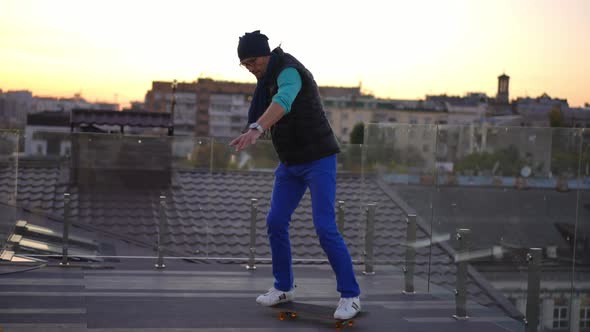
237,30,271,60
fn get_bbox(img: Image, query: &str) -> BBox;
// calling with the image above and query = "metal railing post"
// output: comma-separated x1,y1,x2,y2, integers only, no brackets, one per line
363,203,377,275
453,228,470,320
403,213,417,294
155,195,166,269
337,200,345,234
60,192,71,266
246,198,258,270
525,248,542,332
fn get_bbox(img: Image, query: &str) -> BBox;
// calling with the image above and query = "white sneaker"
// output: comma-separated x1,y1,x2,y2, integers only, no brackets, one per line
256,287,294,306
334,297,361,320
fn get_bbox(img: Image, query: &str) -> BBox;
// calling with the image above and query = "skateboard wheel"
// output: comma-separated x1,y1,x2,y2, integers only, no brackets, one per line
290,312,297,319
348,320,354,327
279,312,286,321
335,322,343,330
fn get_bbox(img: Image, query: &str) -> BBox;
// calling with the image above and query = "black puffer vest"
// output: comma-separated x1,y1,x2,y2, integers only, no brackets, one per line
265,48,340,165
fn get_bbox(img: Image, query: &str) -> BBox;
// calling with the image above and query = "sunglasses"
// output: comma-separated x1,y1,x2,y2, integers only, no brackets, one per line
239,58,258,69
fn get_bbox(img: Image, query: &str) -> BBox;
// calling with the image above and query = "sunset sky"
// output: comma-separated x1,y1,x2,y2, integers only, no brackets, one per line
1,0,589,107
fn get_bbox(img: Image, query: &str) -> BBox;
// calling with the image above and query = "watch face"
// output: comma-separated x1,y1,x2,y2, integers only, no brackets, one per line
249,123,262,132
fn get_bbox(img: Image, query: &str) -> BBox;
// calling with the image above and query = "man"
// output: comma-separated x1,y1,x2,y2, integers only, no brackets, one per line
230,30,361,320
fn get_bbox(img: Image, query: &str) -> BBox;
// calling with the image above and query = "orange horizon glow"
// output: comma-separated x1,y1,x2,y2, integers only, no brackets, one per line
1,0,589,108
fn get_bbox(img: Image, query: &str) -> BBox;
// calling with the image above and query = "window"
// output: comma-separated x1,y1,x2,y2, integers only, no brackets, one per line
581,307,590,328
553,305,569,329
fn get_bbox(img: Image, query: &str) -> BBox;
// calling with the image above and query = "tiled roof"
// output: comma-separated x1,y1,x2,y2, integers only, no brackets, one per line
71,109,172,128
27,111,70,127
0,161,516,316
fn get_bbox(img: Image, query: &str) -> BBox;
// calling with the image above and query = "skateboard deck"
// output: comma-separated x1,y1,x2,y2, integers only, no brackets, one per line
270,301,361,330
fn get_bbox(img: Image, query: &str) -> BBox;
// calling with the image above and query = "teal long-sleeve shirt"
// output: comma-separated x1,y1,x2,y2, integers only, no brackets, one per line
271,67,302,114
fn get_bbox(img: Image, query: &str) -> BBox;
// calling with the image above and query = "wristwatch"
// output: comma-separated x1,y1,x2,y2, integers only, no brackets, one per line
249,122,264,133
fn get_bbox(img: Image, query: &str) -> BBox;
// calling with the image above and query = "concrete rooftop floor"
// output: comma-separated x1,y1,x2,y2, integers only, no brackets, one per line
0,259,524,332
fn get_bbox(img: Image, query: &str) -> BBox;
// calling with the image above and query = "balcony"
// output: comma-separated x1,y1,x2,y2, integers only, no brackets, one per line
0,124,588,331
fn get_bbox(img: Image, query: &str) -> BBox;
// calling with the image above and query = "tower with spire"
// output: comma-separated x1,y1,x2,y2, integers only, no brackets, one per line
496,73,510,104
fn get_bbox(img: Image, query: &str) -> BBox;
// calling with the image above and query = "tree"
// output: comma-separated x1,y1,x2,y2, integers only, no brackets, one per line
455,145,528,176
349,122,365,144
549,107,564,127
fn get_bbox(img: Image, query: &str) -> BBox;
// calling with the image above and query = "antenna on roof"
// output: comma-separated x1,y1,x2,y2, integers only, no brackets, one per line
167,80,177,136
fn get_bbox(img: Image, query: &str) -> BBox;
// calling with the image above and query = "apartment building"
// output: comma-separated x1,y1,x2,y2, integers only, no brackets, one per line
324,95,449,144
145,79,255,137
194,79,255,137
324,96,374,143
144,81,198,136
208,93,250,138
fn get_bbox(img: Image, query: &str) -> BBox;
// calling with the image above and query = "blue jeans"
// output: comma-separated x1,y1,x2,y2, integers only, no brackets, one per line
266,155,360,298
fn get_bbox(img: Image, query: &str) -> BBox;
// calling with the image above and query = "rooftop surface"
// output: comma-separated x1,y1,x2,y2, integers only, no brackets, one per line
0,260,523,332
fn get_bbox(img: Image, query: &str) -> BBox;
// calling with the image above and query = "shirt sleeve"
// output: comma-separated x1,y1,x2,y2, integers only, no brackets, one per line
272,67,302,114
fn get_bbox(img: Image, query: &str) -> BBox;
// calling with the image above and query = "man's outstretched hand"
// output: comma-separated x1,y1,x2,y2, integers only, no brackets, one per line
229,129,262,152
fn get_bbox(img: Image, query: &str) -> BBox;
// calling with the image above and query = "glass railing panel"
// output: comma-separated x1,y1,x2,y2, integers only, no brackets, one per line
69,132,172,262
525,127,581,332
0,130,20,255
336,144,365,267
13,131,180,263
163,136,213,261
572,128,590,332
431,125,581,331
338,143,364,175
205,137,277,263
12,131,215,264
430,124,529,326
363,123,437,293
10,129,76,262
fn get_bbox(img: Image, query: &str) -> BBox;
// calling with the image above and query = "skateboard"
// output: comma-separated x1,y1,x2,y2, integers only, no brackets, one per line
270,301,360,330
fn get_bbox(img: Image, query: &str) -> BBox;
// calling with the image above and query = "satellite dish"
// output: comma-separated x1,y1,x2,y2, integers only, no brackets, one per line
521,166,531,178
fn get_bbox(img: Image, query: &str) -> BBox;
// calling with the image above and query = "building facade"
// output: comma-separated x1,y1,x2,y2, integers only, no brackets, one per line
0,90,33,129
515,93,570,127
